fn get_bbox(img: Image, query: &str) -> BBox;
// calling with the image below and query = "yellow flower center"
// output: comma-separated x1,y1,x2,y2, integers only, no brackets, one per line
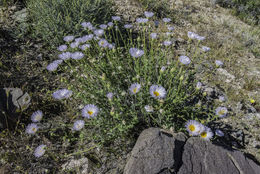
219,109,226,115
154,91,160,97
88,111,93,115
101,41,104,45
32,127,37,132
188,125,195,132
201,132,207,138
133,88,137,93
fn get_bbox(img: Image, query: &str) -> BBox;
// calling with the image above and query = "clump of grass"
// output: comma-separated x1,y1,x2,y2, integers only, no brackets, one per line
26,0,115,46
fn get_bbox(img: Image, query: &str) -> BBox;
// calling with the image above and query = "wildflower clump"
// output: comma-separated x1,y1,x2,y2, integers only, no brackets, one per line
47,11,219,144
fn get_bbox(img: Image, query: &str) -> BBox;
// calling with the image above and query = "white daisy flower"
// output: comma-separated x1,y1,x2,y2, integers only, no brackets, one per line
149,85,167,99
185,120,204,136
63,35,74,42
82,104,99,118
73,120,85,131
200,127,214,140
179,56,191,65
31,110,43,123
129,83,141,95
52,89,73,100
58,52,71,60
34,144,46,158
215,106,228,118
144,105,154,112
26,123,39,135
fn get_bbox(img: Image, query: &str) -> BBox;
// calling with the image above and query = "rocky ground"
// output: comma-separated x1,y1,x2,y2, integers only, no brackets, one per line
0,0,259,173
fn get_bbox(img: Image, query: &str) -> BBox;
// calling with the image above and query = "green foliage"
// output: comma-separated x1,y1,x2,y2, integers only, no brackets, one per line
26,0,115,46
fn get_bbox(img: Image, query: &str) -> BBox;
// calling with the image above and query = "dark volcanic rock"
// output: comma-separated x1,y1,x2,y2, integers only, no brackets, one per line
179,137,260,174
124,128,187,174
124,128,260,174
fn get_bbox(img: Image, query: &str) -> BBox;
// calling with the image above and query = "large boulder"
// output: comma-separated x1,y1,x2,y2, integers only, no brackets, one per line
0,88,31,129
124,128,187,174
179,137,260,174
124,128,260,174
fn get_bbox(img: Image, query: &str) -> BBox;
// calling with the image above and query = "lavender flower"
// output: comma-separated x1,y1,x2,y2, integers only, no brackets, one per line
200,127,214,141
179,56,191,65
163,40,172,46
108,43,115,49
70,42,79,49
150,85,167,99
112,16,121,21
106,92,114,100
129,48,144,58
215,129,224,137
218,96,225,102
215,60,223,67
215,106,228,118
52,89,73,100
57,45,67,52
163,18,171,23
81,22,92,29
144,11,154,18
82,104,99,118
136,18,148,24
124,24,133,29
98,39,109,48
107,22,113,27
150,33,157,39
196,82,202,90
73,120,85,131
202,46,211,52
31,110,43,122
129,83,141,95
80,44,91,50
196,35,205,41
63,35,74,42
71,52,84,60
58,52,71,60
46,62,59,72
26,123,39,135
75,37,84,43
99,24,108,29
34,144,46,158
187,31,199,39
82,34,93,42
94,29,104,36
53,59,63,65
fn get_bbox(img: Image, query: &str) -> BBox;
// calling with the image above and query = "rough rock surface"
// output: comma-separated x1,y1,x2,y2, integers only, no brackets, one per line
179,137,260,174
124,128,187,174
124,128,260,174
